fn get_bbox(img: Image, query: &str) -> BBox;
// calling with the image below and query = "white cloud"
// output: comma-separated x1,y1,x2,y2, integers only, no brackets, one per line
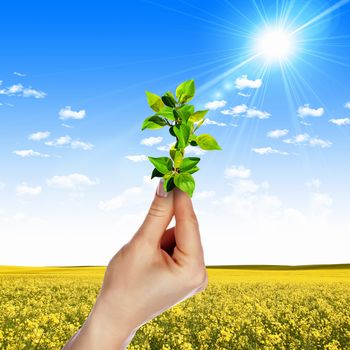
252,147,288,155
267,129,289,138
204,100,227,110
309,137,332,148
246,108,270,119
45,135,93,150
329,118,350,126
224,165,251,179
238,92,250,97
14,72,26,77
98,187,142,211
140,136,163,146
300,121,312,126
0,83,46,98
234,75,262,90
47,173,98,189
22,87,46,99
61,123,74,129
59,106,86,120
283,133,310,144
125,155,148,162
28,131,50,141
283,133,331,148
344,101,350,109
185,145,206,156
70,140,94,150
221,104,248,116
194,190,216,200
221,104,270,119
297,104,324,118
203,118,227,127
16,183,42,196
13,149,50,158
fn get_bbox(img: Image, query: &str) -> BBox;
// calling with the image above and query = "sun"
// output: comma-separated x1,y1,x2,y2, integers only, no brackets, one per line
256,28,296,62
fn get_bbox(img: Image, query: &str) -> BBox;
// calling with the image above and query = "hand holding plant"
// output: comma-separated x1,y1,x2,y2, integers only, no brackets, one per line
141,79,222,197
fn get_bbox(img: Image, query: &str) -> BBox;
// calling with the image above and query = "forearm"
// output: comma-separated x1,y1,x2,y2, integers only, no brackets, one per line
62,296,138,350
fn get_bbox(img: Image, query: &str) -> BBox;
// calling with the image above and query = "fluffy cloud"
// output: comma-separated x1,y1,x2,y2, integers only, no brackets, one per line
45,136,94,150
238,92,250,97
140,136,163,146
267,129,289,138
203,118,227,127
47,173,98,189
59,106,86,120
204,100,227,110
221,104,270,119
283,133,332,148
234,75,262,90
28,131,50,141
246,108,270,119
98,187,142,211
329,118,350,126
13,149,50,158
125,155,148,162
344,101,350,109
22,88,46,99
224,165,251,179
306,179,321,190
252,147,288,155
297,104,324,118
221,104,247,116
0,83,46,98
16,183,42,196
14,72,26,77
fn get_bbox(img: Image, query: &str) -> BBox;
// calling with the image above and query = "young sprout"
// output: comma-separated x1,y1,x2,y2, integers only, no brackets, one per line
141,79,222,197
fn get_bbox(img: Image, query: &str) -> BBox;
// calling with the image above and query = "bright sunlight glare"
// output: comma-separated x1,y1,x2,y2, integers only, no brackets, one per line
256,28,295,62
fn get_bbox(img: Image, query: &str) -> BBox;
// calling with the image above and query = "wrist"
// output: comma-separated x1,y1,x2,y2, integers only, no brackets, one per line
85,295,138,349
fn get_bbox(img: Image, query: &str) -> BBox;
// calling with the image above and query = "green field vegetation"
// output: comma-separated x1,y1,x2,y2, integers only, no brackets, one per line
1,265,350,349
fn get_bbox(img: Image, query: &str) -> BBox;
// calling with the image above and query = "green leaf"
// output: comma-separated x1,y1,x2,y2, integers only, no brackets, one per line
175,80,195,104
141,116,166,130
193,118,205,132
148,156,173,174
161,92,177,108
180,157,200,172
169,126,176,137
187,166,199,175
151,168,164,179
196,133,222,150
174,150,184,169
163,173,176,192
173,109,181,121
177,104,195,123
190,109,209,122
173,124,190,149
145,91,164,112
157,106,175,121
174,173,195,197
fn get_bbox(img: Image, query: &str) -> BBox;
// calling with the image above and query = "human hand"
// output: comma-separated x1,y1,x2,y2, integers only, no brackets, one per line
63,179,208,350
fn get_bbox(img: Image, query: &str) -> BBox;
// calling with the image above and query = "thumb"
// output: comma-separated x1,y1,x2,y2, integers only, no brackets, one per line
135,178,174,246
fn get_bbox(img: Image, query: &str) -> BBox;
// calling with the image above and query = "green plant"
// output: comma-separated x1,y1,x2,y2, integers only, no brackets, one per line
141,79,222,197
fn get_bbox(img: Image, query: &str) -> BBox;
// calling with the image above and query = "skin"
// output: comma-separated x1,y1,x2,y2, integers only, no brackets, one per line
62,181,208,350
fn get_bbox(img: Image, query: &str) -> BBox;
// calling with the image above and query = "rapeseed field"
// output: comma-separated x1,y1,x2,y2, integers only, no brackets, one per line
0,265,349,349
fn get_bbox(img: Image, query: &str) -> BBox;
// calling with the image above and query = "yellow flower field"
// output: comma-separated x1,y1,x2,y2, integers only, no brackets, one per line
0,265,350,349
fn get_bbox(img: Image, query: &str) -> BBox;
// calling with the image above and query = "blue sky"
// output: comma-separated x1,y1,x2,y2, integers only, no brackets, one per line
1,0,350,265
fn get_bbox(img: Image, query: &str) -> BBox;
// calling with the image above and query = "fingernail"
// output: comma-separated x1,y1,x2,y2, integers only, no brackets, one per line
156,178,168,198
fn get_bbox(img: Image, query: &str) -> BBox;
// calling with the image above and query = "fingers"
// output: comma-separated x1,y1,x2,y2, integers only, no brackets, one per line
134,179,174,246
173,187,204,261
160,227,176,255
